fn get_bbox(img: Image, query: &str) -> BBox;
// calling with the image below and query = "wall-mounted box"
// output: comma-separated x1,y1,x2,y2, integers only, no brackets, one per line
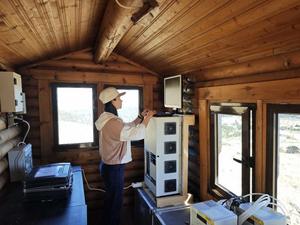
0,72,24,113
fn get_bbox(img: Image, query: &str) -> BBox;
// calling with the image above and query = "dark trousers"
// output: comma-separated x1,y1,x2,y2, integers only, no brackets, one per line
99,162,125,225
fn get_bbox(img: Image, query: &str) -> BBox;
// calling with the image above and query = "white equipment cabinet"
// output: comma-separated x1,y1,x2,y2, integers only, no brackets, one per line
145,116,182,197
0,72,25,113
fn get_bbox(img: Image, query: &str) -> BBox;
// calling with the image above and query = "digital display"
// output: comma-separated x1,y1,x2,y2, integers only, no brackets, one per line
164,75,182,109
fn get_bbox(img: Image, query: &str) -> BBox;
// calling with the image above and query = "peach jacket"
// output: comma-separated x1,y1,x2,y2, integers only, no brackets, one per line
95,112,145,165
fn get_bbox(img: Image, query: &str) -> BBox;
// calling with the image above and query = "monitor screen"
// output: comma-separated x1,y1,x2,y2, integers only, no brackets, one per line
164,75,182,109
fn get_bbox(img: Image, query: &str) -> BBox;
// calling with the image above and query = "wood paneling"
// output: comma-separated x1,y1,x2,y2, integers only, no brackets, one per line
19,49,159,223
0,0,107,68
1,0,300,77
192,51,300,82
197,76,300,200
195,68,300,88
198,78,300,101
117,0,300,75
198,99,211,200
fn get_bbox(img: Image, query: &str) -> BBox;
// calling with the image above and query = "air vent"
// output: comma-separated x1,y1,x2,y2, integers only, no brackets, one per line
164,141,176,154
164,122,176,135
164,160,176,173
164,179,176,192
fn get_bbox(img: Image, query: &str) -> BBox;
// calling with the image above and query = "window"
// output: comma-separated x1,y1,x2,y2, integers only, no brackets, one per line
104,85,143,147
267,105,300,225
116,87,143,123
52,83,98,149
210,104,255,197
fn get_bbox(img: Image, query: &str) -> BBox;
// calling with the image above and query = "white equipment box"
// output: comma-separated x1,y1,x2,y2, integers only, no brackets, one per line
190,200,238,225
0,72,25,113
239,203,286,225
8,143,33,182
144,116,182,197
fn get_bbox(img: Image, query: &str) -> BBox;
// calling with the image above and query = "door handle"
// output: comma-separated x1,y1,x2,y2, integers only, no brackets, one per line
233,157,255,168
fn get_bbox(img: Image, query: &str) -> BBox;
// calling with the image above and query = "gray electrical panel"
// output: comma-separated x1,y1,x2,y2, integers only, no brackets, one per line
144,116,182,197
8,143,33,182
0,72,25,113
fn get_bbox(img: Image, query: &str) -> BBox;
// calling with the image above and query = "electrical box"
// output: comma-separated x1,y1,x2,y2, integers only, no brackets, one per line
190,200,238,225
239,203,287,225
8,143,33,182
0,72,25,113
144,116,182,197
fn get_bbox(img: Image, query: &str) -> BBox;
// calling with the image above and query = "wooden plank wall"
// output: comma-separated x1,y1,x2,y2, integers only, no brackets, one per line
195,71,300,201
0,114,22,191
18,49,160,225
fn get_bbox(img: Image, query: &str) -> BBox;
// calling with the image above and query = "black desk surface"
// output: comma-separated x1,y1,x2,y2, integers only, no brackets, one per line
0,166,87,225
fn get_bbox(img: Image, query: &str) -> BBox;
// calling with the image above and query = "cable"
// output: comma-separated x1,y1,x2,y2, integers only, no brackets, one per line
242,193,290,224
238,194,271,225
81,169,106,192
115,0,141,10
124,184,133,190
243,193,289,216
81,169,133,192
14,117,30,146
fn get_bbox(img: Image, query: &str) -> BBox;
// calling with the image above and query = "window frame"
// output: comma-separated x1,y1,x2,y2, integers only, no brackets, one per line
209,103,256,198
103,84,144,147
266,104,300,196
51,83,98,150
104,84,144,113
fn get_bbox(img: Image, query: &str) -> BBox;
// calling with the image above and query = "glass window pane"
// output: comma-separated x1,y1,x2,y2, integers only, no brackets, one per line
57,87,94,144
117,89,140,123
217,114,242,195
277,113,300,225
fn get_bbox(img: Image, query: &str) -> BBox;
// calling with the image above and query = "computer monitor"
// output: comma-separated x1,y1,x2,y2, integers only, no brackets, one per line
164,75,182,109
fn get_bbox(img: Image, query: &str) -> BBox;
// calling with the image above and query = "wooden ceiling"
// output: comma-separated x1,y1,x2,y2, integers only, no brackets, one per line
1,0,300,77
0,0,107,69
117,0,300,75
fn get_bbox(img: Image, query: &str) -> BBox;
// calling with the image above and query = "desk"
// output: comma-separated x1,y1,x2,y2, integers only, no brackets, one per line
134,188,190,225
0,166,87,225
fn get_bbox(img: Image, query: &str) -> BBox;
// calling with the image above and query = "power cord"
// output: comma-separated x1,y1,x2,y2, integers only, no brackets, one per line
14,117,30,146
242,193,290,224
115,0,141,10
218,193,290,225
238,194,271,225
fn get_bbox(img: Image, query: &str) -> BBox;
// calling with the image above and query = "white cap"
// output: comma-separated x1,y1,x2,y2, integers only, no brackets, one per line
99,87,125,104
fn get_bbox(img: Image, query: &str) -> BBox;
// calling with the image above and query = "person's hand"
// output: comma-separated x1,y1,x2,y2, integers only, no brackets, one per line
141,109,150,117
142,110,156,126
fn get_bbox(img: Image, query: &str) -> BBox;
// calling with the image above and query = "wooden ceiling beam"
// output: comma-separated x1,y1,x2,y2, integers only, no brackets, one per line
190,50,300,82
94,0,142,64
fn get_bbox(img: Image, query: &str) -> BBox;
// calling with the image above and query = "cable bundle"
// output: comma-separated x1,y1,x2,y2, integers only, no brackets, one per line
238,194,271,225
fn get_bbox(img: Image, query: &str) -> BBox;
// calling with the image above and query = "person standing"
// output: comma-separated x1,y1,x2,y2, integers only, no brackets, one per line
95,87,155,225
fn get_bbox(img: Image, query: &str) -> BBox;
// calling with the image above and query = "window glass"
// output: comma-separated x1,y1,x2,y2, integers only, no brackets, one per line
210,104,255,198
277,113,300,225
217,114,242,196
117,89,140,123
55,86,95,145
